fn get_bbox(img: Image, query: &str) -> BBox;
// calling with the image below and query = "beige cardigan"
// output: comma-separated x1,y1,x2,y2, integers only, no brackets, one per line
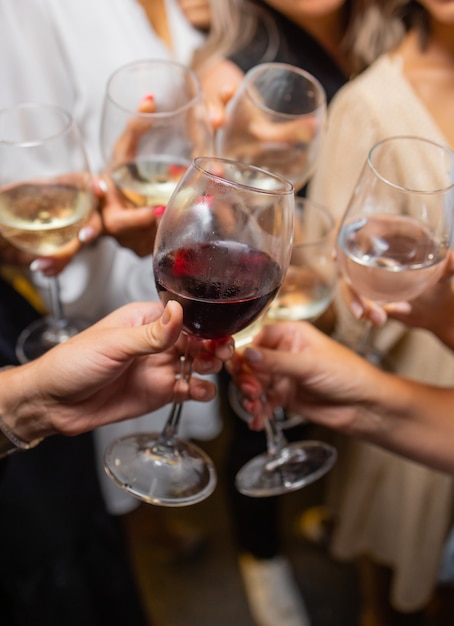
309,53,454,611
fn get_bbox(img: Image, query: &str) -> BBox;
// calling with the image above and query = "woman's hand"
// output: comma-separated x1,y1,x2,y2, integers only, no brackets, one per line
1,301,233,442
341,250,454,349
230,320,384,432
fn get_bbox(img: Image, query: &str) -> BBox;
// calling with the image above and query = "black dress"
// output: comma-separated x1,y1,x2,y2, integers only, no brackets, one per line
223,6,348,559
0,277,149,626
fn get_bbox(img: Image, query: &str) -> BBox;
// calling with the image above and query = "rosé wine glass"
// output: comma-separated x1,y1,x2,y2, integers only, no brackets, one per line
337,135,454,363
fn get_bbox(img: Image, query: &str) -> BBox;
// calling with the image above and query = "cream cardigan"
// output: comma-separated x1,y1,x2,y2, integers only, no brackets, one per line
309,53,454,611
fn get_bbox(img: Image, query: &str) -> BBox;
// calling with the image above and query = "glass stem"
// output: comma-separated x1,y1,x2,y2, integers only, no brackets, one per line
158,336,194,446
359,320,381,365
48,276,68,328
263,397,287,458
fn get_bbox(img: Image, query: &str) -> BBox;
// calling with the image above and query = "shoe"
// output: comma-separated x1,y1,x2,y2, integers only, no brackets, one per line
294,505,333,547
238,554,312,626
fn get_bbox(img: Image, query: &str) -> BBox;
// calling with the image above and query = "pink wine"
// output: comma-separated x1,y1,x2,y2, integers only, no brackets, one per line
337,214,446,303
154,241,282,339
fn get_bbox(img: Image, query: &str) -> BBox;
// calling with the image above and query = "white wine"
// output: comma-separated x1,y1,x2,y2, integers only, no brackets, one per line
112,156,189,207
267,266,334,322
0,182,92,256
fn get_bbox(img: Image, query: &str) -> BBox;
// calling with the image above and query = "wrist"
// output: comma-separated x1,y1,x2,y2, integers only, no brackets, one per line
0,364,52,456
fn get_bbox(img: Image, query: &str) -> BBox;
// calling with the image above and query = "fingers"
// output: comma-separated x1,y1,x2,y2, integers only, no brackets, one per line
340,278,387,326
111,95,156,166
200,60,243,130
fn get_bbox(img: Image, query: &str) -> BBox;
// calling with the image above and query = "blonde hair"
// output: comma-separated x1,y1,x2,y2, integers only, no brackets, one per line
193,0,407,76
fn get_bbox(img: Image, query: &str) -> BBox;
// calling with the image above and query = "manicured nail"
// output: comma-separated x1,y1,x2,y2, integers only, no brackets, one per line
244,347,263,363
140,93,154,105
385,302,412,315
30,258,53,272
97,178,108,194
79,226,97,243
350,301,364,320
153,205,166,217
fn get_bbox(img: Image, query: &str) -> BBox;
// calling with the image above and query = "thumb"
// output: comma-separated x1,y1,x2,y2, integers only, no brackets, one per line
116,300,183,358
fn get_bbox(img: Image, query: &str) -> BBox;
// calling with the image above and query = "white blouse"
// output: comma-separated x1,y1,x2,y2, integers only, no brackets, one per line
0,0,220,513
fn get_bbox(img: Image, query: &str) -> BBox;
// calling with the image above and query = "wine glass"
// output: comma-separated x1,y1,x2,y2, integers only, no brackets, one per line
0,102,94,363
104,156,294,506
216,61,327,422
337,135,454,363
234,197,338,497
100,58,213,301
216,62,326,192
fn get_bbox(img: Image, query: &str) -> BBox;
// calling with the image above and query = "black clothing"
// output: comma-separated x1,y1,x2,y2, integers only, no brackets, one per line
230,5,348,104
0,276,149,626
224,7,348,559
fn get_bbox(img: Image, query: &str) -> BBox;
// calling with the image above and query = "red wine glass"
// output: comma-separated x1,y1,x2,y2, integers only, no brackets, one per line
104,156,294,506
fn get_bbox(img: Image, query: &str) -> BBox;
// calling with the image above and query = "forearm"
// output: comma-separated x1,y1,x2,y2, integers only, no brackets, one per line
350,371,454,474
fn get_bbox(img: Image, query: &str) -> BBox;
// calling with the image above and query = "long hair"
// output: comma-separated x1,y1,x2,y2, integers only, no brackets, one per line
193,0,409,76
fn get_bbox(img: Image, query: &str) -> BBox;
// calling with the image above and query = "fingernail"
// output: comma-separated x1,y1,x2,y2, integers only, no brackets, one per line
161,302,172,325
244,347,263,363
79,226,96,243
97,178,108,194
385,302,412,314
350,301,364,320
369,309,387,327
153,205,166,217
30,258,53,272
140,93,154,105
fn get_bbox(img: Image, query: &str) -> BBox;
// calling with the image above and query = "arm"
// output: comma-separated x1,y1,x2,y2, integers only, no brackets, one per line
0,300,232,452
231,321,454,474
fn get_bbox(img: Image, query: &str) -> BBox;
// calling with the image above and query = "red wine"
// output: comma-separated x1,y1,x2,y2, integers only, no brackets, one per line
154,241,282,339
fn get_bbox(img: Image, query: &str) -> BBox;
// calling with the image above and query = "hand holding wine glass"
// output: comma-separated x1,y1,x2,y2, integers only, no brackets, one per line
0,102,94,363
104,156,294,506
233,197,338,497
216,62,326,192
100,59,213,267
336,135,454,363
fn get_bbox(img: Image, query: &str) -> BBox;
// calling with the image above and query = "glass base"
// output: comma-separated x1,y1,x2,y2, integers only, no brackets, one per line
16,316,90,364
235,441,337,497
104,432,217,507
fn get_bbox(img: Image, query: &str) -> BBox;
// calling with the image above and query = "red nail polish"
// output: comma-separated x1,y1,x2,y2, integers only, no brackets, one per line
153,205,166,216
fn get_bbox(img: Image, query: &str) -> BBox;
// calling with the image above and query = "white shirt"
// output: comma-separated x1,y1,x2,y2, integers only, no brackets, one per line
0,0,221,513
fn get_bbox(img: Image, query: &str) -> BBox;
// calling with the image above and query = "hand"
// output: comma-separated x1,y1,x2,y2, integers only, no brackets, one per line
99,95,161,256
1,300,233,442
95,174,159,257
230,320,382,432
199,59,244,130
342,250,454,348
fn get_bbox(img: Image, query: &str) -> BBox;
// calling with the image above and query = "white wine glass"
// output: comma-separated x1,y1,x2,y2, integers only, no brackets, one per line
234,197,338,497
337,135,454,362
104,156,294,507
100,58,213,301
0,102,94,363
216,62,326,192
